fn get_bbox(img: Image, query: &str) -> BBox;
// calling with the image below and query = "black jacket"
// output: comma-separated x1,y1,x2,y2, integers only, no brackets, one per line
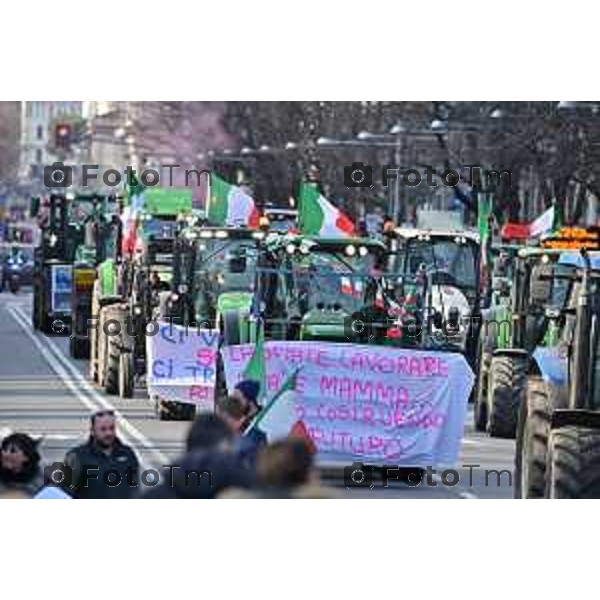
143,450,254,499
63,437,140,499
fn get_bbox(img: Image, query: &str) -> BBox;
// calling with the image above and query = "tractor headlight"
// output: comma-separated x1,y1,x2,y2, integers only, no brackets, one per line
200,230,214,239
178,284,188,294
345,245,356,257
358,246,368,257
170,292,180,302
215,230,228,239
133,305,143,316
252,231,266,240
286,243,296,255
299,244,310,255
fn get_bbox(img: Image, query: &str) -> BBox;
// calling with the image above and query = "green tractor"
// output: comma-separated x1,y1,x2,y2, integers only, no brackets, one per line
90,188,191,401
30,193,117,338
153,224,270,420
68,194,120,359
474,245,583,438
172,225,269,344
257,235,389,343
515,247,600,498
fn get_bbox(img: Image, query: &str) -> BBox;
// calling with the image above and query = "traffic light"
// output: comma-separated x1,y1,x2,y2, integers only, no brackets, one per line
54,123,72,150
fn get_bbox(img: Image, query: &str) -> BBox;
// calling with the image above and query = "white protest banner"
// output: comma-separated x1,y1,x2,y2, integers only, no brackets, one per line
147,321,220,409
222,341,474,466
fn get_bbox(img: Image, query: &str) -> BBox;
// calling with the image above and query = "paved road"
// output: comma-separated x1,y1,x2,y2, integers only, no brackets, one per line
0,291,515,498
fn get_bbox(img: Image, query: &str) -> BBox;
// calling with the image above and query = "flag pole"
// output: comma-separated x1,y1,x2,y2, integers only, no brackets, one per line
244,367,302,434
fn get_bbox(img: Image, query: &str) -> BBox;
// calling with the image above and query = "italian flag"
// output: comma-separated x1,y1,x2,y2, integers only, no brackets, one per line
246,367,316,453
500,205,560,240
209,174,260,228
299,182,355,237
242,327,315,451
529,205,556,237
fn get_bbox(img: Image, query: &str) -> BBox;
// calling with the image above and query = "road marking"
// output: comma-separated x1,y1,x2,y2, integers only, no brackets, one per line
9,306,170,470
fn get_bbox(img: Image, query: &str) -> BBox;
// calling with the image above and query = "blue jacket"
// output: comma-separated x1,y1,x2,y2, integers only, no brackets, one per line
237,428,268,469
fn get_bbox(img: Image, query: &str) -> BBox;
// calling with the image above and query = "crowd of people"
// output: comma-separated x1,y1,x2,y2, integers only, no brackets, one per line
0,379,335,500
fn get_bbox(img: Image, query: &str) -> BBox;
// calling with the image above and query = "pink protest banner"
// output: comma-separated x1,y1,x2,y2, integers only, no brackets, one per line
221,341,474,466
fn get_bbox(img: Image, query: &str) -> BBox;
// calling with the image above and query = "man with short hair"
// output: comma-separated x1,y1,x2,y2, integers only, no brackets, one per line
232,379,261,423
63,410,140,499
216,395,267,469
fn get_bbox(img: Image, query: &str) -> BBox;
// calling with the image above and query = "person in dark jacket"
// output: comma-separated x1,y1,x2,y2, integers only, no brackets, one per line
62,410,139,499
185,412,235,453
143,449,254,499
217,395,267,469
0,432,44,496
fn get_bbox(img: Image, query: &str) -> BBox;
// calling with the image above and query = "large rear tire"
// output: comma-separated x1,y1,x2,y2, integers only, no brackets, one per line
545,426,600,498
474,351,491,432
514,377,552,498
104,337,119,395
488,355,526,439
118,351,134,399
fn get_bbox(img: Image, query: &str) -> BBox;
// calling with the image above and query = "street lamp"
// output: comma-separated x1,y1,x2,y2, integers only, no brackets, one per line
558,101,578,111
430,118,448,134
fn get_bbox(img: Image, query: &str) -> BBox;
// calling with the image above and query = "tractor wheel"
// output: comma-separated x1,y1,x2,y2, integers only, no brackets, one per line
474,351,491,432
69,336,89,360
545,426,600,498
104,338,120,395
118,351,134,399
487,355,526,439
514,377,552,498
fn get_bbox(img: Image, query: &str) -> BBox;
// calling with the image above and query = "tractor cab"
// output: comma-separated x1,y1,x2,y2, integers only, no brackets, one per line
262,235,387,342
173,226,268,344
385,227,481,358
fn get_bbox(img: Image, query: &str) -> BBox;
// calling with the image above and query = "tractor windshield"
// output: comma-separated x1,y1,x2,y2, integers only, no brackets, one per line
290,249,377,314
194,238,258,294
402,238,478,290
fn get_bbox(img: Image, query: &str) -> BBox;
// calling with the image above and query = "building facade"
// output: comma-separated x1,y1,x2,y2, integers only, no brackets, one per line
19,101,82,184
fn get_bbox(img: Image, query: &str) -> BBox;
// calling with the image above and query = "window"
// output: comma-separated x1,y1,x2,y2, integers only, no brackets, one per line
36,124,43,140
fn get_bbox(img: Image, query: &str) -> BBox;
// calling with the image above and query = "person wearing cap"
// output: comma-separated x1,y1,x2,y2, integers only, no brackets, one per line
62,410,140,499
232,379,261,423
